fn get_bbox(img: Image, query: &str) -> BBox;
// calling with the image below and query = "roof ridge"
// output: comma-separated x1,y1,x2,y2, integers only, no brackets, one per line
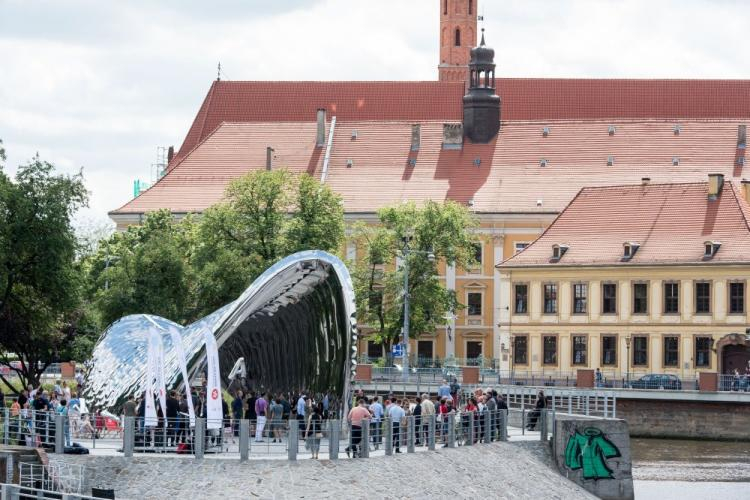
580,181,708,192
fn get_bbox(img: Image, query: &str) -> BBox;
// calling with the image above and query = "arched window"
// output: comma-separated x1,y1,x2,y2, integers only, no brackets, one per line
444,0,448,15
455,28,461,47
469,0,473,15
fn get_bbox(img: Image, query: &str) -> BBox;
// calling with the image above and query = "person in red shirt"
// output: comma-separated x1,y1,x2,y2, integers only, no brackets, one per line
346,398,370,458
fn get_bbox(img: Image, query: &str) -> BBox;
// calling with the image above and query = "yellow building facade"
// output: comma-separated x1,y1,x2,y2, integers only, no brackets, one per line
499,265,749,378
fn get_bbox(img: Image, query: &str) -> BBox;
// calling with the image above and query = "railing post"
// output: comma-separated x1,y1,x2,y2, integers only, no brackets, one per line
466,411,474,446
54,414,64,454
123,416,134,458
239,419,249,461
31,410,37,446
384,417,393,456
603,395,609,418
539,409,548,442
500,409,508,441
194,418,205,459
568,394,572,414
447,413,456,448
406,416,415,453
521,407,526,435
612,395,617,418
360,419,370,458
3,407,8,445
329,419,340,460
288,422,298,460
483,409,491,443
585,395,590,416
427,413,436,451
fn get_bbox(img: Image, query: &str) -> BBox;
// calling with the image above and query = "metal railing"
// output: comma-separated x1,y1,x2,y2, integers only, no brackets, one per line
1,483,99,500
364,367,713,392
719,373,750,392
114,406,561,461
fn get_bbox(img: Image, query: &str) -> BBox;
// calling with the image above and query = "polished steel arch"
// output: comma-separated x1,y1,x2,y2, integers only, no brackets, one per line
84,250,357,410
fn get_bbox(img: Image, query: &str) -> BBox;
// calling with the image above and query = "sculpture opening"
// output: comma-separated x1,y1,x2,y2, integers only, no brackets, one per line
84,251,357,412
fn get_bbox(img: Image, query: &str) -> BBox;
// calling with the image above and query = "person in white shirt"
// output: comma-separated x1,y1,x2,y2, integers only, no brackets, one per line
369,396,384,450
388,398,406,453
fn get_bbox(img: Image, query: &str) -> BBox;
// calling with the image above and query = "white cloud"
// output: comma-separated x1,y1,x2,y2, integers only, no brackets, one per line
0,0,746,226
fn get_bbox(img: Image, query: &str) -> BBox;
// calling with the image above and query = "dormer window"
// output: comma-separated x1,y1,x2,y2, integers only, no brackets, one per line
551,244,569,262
704,241,721,259
622,242,640,261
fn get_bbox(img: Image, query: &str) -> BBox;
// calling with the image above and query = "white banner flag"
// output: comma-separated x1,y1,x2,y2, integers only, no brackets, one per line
153,330,168,424
204,329,222,430
169,327,196,427
144,330,158,427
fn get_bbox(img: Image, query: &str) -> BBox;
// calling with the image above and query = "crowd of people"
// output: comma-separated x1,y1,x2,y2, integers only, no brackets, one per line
4,379,104,449
343,381,548,458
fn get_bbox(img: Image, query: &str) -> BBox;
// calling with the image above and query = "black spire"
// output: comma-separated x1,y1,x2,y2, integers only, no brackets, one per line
463,29,501,143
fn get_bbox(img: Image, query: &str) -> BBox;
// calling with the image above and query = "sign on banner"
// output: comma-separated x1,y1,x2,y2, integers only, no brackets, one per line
153,330,168,422
204,329,222,430
169,327,196,427
144,331,158,427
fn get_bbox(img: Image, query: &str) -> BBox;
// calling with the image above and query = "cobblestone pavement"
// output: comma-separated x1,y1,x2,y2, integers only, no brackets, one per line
59,441,595,499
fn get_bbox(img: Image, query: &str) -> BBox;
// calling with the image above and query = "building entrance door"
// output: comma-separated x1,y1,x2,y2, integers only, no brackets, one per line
466,341,483,365
722,344,750,374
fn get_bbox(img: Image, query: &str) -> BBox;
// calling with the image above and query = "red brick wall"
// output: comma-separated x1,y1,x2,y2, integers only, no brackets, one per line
616,398,750,440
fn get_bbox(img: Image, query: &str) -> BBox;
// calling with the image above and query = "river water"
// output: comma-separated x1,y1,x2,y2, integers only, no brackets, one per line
631,438,750,499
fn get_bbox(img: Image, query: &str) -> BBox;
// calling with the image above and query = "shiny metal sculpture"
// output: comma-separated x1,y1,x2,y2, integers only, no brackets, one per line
84,250,357,411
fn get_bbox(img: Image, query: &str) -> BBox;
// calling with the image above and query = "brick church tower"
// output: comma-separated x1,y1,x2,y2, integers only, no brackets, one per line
438,0,479,83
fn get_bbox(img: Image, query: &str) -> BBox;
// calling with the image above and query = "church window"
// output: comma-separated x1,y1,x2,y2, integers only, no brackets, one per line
444,0,448,15
455,28,461,47
469,0,473,15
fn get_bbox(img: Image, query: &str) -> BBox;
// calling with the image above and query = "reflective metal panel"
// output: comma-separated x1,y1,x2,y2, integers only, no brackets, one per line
85,251,356,411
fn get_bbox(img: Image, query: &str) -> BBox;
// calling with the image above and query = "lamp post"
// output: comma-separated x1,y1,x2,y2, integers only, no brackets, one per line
624,336,632,388
104,255,120,291
509,335,515,384
400,234,435,382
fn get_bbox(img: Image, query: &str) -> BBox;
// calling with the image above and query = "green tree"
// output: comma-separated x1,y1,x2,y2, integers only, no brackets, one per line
0,149,90,392
90,210,193,327
192,169,344,318
351,200,479,357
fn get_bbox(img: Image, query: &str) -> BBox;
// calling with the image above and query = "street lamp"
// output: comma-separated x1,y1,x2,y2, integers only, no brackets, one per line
400,234,435,382
104,255,121,291
624,336,632,388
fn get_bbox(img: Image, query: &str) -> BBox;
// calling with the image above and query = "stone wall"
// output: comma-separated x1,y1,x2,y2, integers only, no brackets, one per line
616,398,750,440
553,416,634,500
57,442,595,499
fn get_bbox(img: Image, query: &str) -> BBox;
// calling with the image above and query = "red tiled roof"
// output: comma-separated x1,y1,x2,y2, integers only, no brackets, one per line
113,119,748,216
171,81,465,166
171,79,750,167
113,122,325,214
499,181,750,267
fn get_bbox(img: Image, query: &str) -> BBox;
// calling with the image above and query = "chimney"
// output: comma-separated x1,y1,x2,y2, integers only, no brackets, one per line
641,177,651,186
316,109,326,147
411,124,421,152
708,173,724,200
266,147,274,171
167,146,174,163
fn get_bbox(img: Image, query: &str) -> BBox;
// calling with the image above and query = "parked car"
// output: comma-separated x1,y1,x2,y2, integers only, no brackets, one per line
629,374,682,390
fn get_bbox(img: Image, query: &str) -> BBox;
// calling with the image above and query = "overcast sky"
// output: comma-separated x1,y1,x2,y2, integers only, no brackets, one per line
1,0,747,227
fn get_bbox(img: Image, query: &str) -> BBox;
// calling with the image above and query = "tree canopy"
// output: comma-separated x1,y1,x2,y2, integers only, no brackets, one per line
351,200,479,356
91,169,346,325
0,147,92,392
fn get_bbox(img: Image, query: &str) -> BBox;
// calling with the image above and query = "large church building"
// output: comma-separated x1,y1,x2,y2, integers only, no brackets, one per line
111,0,750,379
